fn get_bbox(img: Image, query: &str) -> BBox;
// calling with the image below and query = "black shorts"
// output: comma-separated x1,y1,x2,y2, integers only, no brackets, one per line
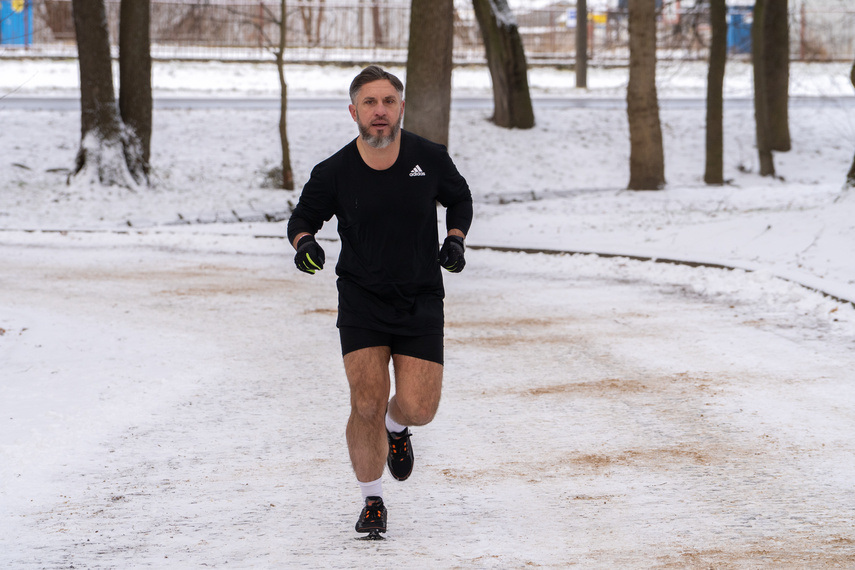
339,326,444,365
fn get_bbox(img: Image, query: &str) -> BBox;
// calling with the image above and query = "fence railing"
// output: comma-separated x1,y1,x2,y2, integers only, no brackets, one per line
4,0,854,63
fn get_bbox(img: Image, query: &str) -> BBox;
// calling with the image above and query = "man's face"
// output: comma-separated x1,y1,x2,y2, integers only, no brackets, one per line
349,79,404,149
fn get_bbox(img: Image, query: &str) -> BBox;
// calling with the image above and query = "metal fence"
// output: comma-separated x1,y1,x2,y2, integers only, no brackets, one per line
5,0,855,63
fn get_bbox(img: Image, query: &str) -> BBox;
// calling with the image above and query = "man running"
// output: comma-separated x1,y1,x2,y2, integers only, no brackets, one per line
287,65,473,537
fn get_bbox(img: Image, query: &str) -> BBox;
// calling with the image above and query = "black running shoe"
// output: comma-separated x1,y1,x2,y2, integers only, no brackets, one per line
355,496,387,534
386,428,414,481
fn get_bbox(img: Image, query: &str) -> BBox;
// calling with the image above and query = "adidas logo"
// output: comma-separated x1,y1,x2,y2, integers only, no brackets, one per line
409,165,426,177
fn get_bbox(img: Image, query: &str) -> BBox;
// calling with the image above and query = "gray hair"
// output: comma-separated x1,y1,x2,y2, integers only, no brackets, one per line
349,65,404,103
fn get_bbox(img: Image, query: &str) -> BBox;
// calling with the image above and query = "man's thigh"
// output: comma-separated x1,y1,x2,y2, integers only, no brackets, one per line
340,327,443,411
343,346,392,409
391,354,443,415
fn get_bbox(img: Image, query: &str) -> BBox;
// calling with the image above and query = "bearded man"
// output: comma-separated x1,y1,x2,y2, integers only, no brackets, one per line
286,65,473,538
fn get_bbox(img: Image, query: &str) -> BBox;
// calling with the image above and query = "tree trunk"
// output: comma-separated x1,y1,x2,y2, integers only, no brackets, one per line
276,0,294,189
704,0,726,185
119,0,152,182
315,0,325,46
372,0,384,46
847,60,855,188
626,0,665,190
72,0,141,188
575,0,587,88
472,0,535,129
752,0,775,176
74,0,119,143
299,4,314,44
764,0,790,152
404,0,454,145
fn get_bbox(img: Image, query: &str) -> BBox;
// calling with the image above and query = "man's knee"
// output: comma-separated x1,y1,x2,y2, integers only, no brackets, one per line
351,392,388,423
396,396,439,426
344,347,391,422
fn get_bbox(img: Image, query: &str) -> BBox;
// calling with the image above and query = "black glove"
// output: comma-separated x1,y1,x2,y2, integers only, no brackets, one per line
438,235,466,273
294,234,325,274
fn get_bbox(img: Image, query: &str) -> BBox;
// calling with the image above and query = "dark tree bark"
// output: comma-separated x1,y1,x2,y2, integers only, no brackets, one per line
704,0,727,185
764,0,790,152
119,0,152,180
72,0,144,187
74,0,119,145
472,0,535,129
275,0,294,189
752,0,775,176
626,0,665,190
404,0,454,145
847,60,855,188
576,0,587,88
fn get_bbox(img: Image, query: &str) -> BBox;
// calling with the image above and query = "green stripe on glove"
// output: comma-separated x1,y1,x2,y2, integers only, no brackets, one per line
438,235,465,273
294,235,326,274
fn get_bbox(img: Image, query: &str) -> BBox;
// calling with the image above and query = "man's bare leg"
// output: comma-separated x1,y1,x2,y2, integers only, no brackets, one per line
383,355,443,482
387,354,443,428
343,346,392,482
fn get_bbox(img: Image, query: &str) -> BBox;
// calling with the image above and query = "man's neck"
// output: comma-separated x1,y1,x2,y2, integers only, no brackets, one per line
356,134,401,171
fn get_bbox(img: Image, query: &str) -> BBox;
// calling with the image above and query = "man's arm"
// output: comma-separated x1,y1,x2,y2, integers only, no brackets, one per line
434,148,472,272
437,161,472,238
287,162,336,272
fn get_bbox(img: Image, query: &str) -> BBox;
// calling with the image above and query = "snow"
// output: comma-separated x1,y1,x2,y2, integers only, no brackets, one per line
489,0,520,29
2,58,855,567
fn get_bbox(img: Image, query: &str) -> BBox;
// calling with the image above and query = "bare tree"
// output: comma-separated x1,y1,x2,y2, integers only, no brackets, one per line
576,0,588,88
275,0,294,189
472,0,535,129
626,0,665,190
250,0,295,189
372,0,385,47
71,0,145,187
119,0,152,181
223,1,294,189
704,0,726,185
299,0,325,45
404,0,454,145
764,0,790,152
752,0,775,176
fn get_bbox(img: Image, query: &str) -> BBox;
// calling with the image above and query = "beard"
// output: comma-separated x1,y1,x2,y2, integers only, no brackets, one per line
357,112,403,149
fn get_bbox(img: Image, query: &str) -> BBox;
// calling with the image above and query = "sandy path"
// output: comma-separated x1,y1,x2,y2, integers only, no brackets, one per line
2,231,854,568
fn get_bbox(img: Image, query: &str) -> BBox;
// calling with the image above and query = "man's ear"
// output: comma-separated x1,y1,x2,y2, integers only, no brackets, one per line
348,104,357,122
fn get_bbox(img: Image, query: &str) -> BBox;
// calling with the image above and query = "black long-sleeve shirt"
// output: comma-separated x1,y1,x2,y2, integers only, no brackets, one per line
287,130,473,335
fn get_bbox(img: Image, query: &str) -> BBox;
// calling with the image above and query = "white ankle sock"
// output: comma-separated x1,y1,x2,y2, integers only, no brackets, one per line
358,477,383,501
385,412,407,434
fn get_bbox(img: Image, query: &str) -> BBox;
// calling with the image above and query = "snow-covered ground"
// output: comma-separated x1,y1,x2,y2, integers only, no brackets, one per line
2,59,855,567
2,58,854,300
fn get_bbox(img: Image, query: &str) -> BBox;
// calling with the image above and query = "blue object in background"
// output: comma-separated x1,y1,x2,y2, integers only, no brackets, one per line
1,0,34,46
727,5,753,55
